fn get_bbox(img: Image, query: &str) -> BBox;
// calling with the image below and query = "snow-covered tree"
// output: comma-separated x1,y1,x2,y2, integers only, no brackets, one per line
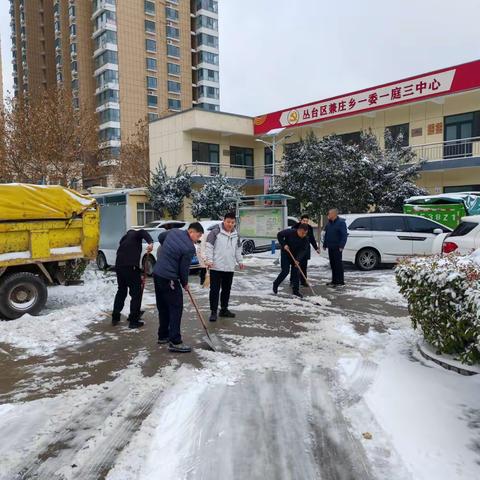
191,175,243,220
276,132,374,218
362,130,428,212
277,130,427,217
148,162,192,219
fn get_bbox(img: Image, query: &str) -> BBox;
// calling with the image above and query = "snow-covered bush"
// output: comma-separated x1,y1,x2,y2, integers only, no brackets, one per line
148,162,192,219
191,175,243,220
396,254,480,364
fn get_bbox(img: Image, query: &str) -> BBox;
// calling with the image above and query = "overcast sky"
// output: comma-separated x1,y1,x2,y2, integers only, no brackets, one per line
2,0,479,116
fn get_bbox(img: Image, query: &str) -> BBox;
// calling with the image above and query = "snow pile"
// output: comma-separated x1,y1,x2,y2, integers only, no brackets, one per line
0,269,117,356
339,330,480,480
349,274,407,306
396,254,480,364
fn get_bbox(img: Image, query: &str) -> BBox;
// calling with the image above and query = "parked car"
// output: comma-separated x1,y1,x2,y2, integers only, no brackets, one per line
141,220,187,231
439,216,480,255
140,220,221,275
321,213,452,270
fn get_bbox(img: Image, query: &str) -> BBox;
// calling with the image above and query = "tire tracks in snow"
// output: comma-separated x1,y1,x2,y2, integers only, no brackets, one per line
14,357,172,480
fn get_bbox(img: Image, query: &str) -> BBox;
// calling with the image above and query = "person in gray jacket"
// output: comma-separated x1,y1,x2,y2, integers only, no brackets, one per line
205,212,244,322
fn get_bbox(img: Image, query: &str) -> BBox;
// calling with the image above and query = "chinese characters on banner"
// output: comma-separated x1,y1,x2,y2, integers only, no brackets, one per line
279,70,456,128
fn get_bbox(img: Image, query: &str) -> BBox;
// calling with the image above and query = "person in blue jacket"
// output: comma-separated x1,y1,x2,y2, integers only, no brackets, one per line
323,208,348,287
154,222,204,353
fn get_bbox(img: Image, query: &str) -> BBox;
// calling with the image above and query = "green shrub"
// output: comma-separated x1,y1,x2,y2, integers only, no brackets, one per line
395,254,480,365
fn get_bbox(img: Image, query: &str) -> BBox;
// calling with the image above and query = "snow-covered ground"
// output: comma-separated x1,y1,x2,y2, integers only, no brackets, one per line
0,255,478,479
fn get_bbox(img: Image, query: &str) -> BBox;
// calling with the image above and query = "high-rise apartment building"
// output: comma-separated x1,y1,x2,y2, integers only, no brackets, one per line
9,0,220,186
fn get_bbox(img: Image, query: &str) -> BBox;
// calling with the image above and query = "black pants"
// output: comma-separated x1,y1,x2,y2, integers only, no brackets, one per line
209,270,234,313
275,251,299,293
113,266,142,321
290,257,308,286
199,268,207,285
154,275,183,344
328,247,344,285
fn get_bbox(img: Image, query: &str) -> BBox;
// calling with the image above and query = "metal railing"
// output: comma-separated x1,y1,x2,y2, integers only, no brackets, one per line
183,162,274,181
411,136,480,162
184,138,480,181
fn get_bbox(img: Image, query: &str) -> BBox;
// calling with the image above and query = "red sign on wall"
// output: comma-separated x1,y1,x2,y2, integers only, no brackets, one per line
253,60,480,135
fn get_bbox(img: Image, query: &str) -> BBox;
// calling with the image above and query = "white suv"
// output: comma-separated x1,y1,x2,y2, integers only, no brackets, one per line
322,213,451,270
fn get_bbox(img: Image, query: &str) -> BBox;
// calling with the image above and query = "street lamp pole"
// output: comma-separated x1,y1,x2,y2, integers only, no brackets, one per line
256,132,292,189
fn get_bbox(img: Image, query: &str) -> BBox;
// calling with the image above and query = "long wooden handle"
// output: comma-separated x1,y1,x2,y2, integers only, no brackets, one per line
285,248,316,295
186,288,213,338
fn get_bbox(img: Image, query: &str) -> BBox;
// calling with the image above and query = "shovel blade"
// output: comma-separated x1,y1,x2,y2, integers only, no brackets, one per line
202,333,226,352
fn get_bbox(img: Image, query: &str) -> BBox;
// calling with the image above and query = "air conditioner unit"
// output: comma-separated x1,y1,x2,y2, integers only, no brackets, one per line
167,40,174,45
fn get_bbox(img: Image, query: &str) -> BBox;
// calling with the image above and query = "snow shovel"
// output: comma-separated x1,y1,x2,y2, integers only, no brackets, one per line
186,288,225,352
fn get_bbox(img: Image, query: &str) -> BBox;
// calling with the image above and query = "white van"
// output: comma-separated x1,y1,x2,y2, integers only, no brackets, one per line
321,213,451,270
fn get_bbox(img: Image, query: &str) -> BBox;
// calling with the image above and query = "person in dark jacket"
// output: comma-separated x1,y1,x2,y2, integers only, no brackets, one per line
292,214,320,286
273,224,309,298
112,229,154,328
323,209,348,287
153,222,204,353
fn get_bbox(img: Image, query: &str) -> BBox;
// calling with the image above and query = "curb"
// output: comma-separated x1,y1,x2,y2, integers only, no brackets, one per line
417,340,479,376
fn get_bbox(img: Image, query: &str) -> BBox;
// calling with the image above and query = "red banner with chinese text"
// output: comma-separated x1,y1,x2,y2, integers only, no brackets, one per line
253,59,480,135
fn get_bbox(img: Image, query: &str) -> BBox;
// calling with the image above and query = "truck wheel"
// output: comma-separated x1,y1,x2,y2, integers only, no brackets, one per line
242,240,255,255
0,272,48,320
355,248,380,271
142,255,156,276
96,251,108,270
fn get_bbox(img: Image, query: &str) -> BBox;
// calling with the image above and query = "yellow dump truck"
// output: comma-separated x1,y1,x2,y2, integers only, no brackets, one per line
0,184,100,319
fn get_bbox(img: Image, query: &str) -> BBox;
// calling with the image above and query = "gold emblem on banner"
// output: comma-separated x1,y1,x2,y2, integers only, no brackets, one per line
287,110,299,125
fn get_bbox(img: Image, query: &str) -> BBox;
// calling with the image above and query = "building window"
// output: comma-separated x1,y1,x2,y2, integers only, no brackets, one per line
144,0,155,15
145,20,156,34
148,113,158,122
167,44,180,58
147,76,158,89
197,50,219,65
196,15,218,31
198,85,219,99
167,62,181,75
94,50,118,69
94,30,117,50
264,147,273,175
168,98,181,110
230,146,254,179
197,33,218,48
98,108,120,124
386,123,409,147
444,111,480,159
192,141,219,165
99,127,121,142
197,68,219,82
167,80,181,93
196,0,218,13
96,69,119,88
339,131,361,145
145,39,157,52
96,89,119,106
147,94,158,107
137,202,160,226
95,10,116,31
146,57,157,71
166,26,179,39
165,7,179,20
197,103,219,112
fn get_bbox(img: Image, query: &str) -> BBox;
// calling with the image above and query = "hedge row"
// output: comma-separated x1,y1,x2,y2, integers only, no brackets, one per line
395,253,480,365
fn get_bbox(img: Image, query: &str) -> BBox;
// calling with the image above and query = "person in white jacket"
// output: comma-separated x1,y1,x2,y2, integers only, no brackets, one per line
205,212,244,321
